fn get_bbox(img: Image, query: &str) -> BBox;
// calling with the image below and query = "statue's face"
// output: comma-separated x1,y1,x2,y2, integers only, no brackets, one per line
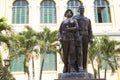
66,11,73,18
79,8,84,14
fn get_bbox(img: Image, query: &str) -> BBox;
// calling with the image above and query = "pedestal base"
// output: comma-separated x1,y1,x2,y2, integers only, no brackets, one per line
58,72,93,79
56,72,105,80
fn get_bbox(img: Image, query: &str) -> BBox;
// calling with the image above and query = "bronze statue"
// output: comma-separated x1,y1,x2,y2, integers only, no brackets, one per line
58,5,93,73
73,5,93,71
58,9,81,73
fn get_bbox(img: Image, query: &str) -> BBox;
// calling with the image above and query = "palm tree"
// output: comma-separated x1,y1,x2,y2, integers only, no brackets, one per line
7,25,40,80
88,36,120,79
0,17,17,63
0,17,11,32
0,17,20,61
88,36,100,78
15,25,40,80
0,17,16,80
36,27,58,80
0,17,12,53
99,36,117,79
0,18,58,80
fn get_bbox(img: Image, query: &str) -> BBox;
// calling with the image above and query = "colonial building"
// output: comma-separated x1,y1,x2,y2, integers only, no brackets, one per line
0,0,120,80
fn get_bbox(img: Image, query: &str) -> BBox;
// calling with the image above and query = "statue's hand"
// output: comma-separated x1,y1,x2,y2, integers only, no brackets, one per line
64,28,71,32
59,44,62,51
58,38,62,41
89,38,94,43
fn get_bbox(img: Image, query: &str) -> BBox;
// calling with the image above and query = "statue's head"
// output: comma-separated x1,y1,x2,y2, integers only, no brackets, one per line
78,4,84,14
64,9,73,18
78,4,84,9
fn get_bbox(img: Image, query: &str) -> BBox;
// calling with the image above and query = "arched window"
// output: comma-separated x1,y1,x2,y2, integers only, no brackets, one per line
12,0,29,24
67,0,82,16
40,0,56,23
94,0,111,23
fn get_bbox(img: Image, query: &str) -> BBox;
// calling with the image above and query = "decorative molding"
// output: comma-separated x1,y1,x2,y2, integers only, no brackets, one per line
12,0,15,3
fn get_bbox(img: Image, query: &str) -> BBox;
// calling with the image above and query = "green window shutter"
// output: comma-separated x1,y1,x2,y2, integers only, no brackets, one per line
40,52,57,71
94,0,111,23
40,0,56,24
94,7,99,23
67,0,82,16
104,6,111,22
12,0,29,24
10,55,25,72
101,7,107,22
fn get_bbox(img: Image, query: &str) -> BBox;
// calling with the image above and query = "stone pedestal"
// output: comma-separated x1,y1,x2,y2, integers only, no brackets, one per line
58,72,93,79
55,72,105,80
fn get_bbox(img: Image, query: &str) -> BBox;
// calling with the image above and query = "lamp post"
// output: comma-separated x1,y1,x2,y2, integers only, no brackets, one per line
3,58,14,80
3,58,10,67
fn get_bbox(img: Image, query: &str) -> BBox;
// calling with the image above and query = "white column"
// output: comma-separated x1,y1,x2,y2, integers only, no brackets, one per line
29,0,40,31
0,0,5,17
59,0,67,25
113,0,120,30
7,0,13,24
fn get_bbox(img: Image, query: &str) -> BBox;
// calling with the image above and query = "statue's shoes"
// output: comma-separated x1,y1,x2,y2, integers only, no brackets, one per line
70,68,77,73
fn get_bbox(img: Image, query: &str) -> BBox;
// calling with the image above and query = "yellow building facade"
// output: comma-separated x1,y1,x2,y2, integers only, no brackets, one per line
0,0,120,80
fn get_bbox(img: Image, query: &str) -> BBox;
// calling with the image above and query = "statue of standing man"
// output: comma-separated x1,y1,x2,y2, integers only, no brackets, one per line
74,5,93,72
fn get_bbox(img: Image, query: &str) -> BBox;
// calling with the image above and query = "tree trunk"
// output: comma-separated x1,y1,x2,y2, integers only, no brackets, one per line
104,68,107,79
24,58,30,80
39,57,45,80
91,61,97,79
104,65,107,80
98,64,100,79
27,67,30,80
32,57,35,80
